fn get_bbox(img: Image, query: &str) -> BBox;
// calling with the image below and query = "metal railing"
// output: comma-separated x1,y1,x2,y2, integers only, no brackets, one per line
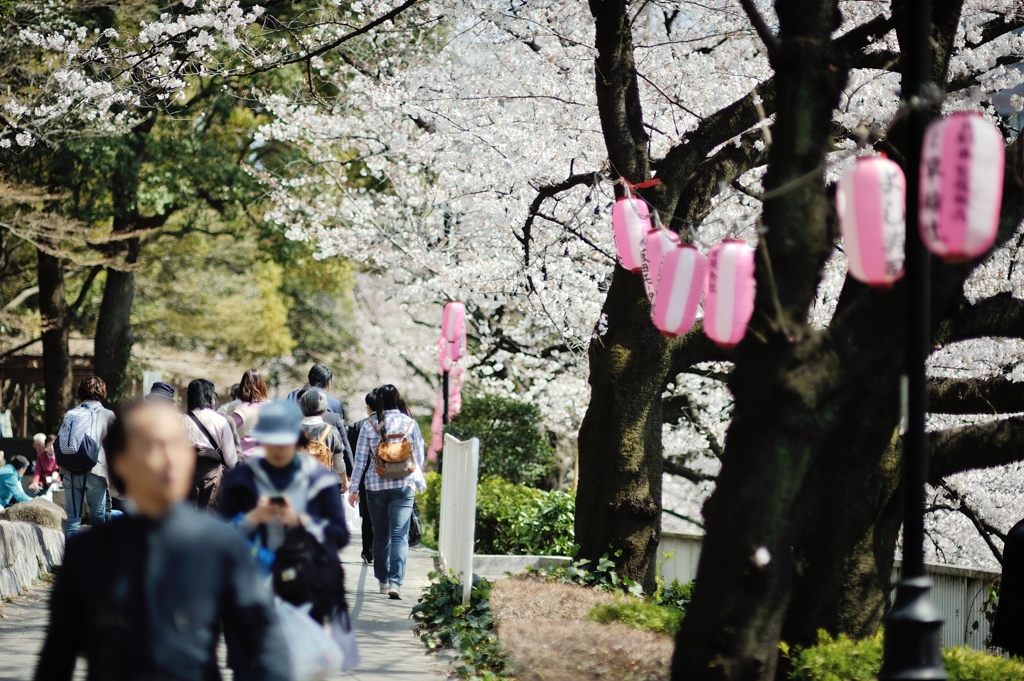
658,532,1002,650
438,434,480,605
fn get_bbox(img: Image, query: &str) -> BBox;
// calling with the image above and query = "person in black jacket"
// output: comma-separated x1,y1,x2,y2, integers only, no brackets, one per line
35,400,289,681
993,519,1024,656
347,389,377,564
217,400,349,558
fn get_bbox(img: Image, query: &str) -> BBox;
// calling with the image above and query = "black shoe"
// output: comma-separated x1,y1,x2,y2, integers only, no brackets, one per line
361,551,373,564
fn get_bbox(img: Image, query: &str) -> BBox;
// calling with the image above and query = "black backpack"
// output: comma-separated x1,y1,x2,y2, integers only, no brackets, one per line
56,405,102,473
272,527,345,623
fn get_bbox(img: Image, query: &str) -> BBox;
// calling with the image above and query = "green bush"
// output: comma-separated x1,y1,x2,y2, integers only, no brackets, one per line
421,473,574,556
445,395,555,487
421,471,442,526
787,631,1024,681
475,477,575,555
588,598,685,637
653,578,693,610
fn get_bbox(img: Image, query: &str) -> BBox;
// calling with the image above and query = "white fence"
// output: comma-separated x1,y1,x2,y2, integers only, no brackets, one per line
438,434,480,605
658,532,1001,650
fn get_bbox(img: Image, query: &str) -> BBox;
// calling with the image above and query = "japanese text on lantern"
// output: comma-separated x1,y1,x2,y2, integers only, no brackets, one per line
880,166,906,276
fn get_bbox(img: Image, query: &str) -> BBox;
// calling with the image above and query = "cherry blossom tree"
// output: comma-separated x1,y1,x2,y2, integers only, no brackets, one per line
247,0,1024,676
11,0,1024,676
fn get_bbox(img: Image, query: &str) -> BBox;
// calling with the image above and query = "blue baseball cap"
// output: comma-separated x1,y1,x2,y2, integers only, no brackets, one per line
250,400,303,446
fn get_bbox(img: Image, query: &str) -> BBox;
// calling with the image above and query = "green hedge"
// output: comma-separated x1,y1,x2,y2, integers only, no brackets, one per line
475,477,575,555
787,631,1024,681
421,473,575,556
444,394,555,487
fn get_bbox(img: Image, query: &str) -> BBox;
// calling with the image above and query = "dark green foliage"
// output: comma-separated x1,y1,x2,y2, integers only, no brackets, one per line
412,572,510,680
587,598,685,637
786,631,1024,681
474,477,574,556
421,473,574,556
653,578,693,611
445,395,554,487
523,550,645,595
421,471,442,526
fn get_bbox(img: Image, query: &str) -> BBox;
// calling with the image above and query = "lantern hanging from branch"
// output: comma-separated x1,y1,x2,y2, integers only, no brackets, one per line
919,111,1005,261
612,191,652,272
703,240,756,347
441,301,466,364
652,244,706,337
836,155,906,287
641,224,679,304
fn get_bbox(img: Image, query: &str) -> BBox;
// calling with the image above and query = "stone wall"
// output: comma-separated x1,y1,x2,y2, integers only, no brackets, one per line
0,520,64,600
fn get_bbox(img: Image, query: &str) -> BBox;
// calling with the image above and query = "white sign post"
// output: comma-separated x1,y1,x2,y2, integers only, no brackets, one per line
438,434,479,606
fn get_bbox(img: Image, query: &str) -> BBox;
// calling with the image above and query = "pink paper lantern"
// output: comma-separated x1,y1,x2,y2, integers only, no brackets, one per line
612,196,653,272
652,244,706,337
920,112,1005,261
441,301,466,362
836,155,906,287
703,240,756,347
641,227,679,304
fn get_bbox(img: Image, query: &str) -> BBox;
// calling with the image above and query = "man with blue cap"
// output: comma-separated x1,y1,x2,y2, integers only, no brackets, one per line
217,401,349,621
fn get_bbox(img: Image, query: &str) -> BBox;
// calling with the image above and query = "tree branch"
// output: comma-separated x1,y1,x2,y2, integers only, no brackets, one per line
738,0,781,59
664,454,717,483
651,12,894,220
937,482,1006,565
662,393,725,457
69,265,103,316
0,336,41,361
930,415,1024,483
662,507,705,529
937,292,1024,345
672,130,770,228
243,0,424,76
589,0,650,184
929,375,1024,415
666,321,735,378
1,286,39,313
519,173,599,267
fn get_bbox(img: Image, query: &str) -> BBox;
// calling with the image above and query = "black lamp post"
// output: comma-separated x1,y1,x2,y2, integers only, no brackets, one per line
878,0,946,676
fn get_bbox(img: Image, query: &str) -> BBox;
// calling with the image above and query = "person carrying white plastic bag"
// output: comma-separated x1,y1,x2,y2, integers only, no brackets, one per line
328,607,360,671
276,599,343,681
217,401,360,676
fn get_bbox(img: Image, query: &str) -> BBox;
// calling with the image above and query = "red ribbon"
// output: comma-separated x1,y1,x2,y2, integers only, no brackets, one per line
621,177,662,190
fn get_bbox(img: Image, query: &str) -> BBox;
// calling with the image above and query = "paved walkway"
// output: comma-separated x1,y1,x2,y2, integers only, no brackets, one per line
340,524,443,680
0,520,442,680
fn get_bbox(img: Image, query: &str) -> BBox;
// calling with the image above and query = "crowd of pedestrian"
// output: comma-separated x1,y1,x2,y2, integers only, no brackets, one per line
0,363,428,681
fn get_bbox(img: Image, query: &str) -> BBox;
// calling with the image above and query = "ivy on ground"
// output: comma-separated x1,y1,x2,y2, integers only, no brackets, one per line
412,572,511,680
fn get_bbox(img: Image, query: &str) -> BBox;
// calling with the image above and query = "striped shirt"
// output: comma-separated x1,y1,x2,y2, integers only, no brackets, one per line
350,410,426,495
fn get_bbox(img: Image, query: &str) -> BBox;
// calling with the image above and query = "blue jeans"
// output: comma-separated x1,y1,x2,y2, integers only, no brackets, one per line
64,472,109,536
367,486,415,586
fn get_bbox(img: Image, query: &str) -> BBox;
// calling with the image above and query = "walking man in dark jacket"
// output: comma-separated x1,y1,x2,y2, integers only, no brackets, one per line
347,389,377,564
35,400,290,681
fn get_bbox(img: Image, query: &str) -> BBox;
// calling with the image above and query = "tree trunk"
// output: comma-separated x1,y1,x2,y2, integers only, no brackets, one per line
671,0,850,677
94,119,152,398
576,267,670,590
575,0,670,588
778,362,904,652
94,261,137,399
37,249,72,433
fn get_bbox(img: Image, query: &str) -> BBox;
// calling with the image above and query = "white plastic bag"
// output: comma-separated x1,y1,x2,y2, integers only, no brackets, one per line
275,598,342,681
328,608,360,671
